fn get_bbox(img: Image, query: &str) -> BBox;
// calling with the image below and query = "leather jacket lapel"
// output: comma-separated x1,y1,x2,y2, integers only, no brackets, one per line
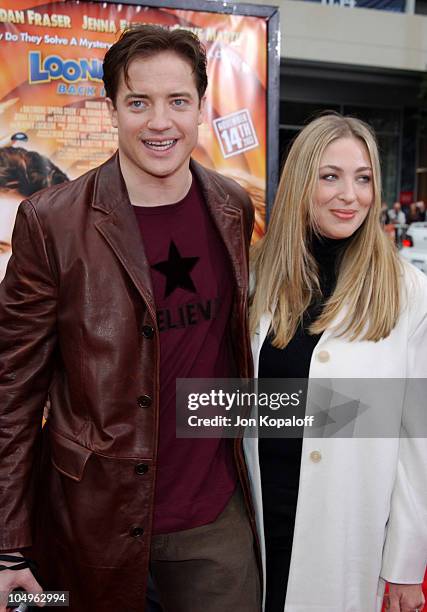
191,160,247,292
91,154,156,317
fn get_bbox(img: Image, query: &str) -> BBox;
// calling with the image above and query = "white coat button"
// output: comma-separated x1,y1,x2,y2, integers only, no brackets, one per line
310,450,322,463
316,350,330,363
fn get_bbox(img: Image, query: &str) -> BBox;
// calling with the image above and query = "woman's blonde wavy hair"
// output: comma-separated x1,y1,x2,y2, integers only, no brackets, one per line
250,113,402,347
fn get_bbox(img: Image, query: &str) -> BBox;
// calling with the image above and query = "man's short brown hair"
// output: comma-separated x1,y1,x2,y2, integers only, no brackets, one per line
103,25,208,105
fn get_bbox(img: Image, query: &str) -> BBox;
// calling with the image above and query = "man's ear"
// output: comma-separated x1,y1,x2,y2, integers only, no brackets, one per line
198,96,206,125
106,97,118,128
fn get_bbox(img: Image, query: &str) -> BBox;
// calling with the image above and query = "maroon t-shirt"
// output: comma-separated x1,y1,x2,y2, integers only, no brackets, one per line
133,177,237,534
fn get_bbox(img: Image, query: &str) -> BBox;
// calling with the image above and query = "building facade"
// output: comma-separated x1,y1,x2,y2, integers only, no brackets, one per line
238,0,427,205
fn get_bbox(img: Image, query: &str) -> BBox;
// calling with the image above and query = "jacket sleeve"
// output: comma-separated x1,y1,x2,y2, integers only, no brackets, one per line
0,200,57,550
380,267,427,583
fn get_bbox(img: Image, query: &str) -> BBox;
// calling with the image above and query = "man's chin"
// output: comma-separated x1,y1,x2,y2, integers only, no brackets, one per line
137,159,190,180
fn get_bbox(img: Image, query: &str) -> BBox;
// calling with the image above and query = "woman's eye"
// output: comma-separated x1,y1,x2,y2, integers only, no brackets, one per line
357,175,371,183
321,174,337,181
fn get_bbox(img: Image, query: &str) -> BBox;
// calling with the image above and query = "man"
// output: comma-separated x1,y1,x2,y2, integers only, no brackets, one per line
387,201,406,225
415,200,426,222
0,26,259,612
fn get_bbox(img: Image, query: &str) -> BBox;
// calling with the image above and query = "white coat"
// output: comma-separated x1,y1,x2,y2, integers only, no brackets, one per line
244,262,427,612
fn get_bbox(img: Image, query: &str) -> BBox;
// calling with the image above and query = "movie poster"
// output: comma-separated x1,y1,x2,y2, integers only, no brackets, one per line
0,0,268,279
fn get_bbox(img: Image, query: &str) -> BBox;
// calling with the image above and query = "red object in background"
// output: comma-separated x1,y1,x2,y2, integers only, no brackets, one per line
381,572,427,611
400,190,414,205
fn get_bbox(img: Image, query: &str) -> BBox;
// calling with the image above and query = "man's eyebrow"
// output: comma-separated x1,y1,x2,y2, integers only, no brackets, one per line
319,164,372,172
123,93,149,100
123,91,194,100
168,91,194,98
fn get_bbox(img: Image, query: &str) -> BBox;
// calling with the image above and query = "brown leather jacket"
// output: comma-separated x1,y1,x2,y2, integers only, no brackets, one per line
0,154,256,611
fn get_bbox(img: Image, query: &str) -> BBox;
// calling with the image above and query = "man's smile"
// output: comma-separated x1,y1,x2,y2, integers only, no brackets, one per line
142,138,178,152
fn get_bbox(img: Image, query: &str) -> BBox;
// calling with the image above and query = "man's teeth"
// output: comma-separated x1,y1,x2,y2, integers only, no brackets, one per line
144,140,176,150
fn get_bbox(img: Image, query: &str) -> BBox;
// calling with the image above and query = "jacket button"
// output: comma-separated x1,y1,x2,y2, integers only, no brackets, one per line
137,395,152,408
142,325,154,339
310,450,322,463
130,526,144,538
135,463,148,475
316,350,330,363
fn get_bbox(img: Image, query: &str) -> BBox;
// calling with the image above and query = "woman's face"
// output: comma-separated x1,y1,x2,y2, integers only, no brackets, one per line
0,190,22,281
313,137,374,240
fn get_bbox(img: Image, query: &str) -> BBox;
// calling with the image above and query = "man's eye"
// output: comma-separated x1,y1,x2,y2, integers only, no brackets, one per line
172,99,186,107
130,100,145,109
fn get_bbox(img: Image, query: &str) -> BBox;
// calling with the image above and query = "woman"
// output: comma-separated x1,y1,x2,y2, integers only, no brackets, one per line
245,114,427,612
0,146,68,281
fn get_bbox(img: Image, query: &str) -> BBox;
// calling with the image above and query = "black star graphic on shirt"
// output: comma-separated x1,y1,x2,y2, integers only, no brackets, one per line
152,240,199,298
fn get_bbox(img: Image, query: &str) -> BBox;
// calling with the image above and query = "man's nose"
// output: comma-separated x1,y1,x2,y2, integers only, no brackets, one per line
146,103,173,131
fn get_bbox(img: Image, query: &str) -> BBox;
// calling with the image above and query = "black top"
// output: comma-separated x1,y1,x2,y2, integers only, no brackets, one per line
258,233,350,611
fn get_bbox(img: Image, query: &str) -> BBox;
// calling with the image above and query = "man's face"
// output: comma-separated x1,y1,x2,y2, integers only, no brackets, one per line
107,51,205,184
0,190,22,281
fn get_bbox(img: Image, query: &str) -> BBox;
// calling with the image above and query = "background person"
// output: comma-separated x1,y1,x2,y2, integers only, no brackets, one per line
380,200,389,225
246,113,427,612
406,202,422,224
387,200,407,225
416,200,426,221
